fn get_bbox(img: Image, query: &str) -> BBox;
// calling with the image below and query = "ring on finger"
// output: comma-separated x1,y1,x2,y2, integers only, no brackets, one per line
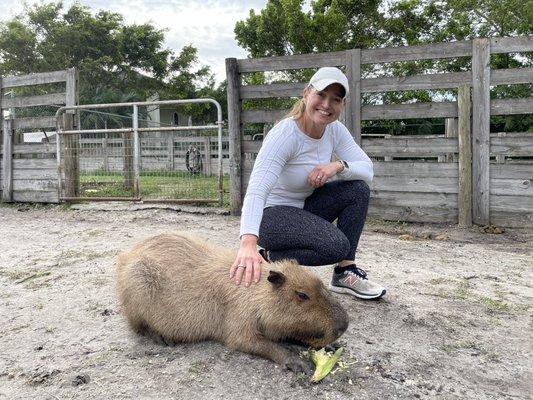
237,265,246,268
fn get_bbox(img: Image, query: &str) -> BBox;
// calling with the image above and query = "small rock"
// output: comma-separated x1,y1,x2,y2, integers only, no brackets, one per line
435,234,449,241
398,234,415,241
72,374,91,386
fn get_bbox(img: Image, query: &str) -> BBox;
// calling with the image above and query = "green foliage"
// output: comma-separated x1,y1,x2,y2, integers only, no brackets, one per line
0,2,225,122
235,0,532,133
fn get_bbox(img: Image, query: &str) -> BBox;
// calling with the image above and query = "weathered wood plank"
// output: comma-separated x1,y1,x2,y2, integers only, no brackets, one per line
490,163,533,179
490,36,533,54
13,143,56,154
12,179,58,191
65,68,77,114
490,195,533,212
373,161,458,177
368,204,457,223
472,38,491,225
2,93,66,108
457,86,472,227
491,98,533,115
237,51,347,73
12,116,57,130
226,57,243,214
13,168,58,180
490,178,533,196
362,101,458,120
2,119,13,202
371,175,458,193
12,190,59,203
363,71,470,92
242,109,287,124
490,211,533,228
361,41,472,64
240,82,304,99
362,137,457,156
492,68,533,86
2,70,67,88
370,190,458,208
490,135,533,156
13,158,57,170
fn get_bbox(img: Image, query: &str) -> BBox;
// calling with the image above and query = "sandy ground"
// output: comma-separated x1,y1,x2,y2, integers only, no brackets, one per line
0,202,531,400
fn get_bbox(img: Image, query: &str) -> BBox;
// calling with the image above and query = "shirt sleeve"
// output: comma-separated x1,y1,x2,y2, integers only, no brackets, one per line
333,122,374,184
239,120,296,237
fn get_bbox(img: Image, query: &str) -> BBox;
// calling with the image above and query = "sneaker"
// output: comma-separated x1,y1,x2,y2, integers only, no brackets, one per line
329,265,386,300
258,247,271,263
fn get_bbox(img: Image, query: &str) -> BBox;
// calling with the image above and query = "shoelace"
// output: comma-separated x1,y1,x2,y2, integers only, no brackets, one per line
345,265,368,280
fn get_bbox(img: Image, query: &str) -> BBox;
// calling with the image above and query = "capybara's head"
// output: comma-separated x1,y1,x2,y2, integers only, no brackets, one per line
260,260,349,348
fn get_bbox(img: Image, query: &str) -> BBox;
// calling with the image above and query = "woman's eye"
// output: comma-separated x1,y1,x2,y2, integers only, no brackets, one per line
296,291,309,300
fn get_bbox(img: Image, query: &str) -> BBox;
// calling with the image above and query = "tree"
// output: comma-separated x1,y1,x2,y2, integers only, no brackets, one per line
0,2,223,122
235,0,532,132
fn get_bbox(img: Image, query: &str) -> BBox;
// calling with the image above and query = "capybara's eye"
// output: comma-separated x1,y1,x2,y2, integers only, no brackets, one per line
296,291,309,301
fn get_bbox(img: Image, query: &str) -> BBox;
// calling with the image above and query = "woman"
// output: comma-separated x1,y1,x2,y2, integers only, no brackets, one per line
229,67,386,300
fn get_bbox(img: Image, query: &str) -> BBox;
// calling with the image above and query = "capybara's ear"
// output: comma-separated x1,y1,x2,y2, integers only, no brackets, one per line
267,270,286,288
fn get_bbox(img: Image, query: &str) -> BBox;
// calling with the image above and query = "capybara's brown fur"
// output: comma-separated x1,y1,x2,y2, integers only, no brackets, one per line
115,233,349,371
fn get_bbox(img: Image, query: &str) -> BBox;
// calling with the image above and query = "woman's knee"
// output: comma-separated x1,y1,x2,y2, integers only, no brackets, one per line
320,233,351,264
340,180,370,205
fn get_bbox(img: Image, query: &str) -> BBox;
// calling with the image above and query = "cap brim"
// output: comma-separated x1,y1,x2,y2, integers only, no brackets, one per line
311,79,348,97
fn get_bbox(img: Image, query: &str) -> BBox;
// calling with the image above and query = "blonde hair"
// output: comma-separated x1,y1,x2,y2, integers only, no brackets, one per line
285,98,306,119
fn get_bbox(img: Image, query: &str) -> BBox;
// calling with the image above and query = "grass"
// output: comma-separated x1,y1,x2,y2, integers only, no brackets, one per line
80,171,230,206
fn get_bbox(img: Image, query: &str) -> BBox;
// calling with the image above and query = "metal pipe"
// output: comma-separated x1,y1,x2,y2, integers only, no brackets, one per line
59,197,218,204
59,125,218,135
133,104,140,199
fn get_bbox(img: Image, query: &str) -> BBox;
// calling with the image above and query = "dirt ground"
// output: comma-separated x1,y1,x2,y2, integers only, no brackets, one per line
0,202,531,400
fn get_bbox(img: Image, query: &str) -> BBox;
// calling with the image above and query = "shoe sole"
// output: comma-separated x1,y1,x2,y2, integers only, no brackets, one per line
329,284,387,300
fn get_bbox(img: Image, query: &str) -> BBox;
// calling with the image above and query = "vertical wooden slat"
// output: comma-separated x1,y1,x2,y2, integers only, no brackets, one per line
345,49,362,144
496,132,506,164
204,136,212,176
471,38,491,225
167,135,174,171
65,68,77,114
226,58,243,215
62,114,79,197
444,117,458,162
458,86,472,227
2,119,13,202
102,136,109,172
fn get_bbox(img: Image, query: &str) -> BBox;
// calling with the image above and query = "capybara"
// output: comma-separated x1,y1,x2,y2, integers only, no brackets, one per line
115,233,349,372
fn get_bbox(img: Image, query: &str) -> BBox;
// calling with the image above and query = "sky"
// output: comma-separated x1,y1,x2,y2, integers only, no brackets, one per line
0,0,293,83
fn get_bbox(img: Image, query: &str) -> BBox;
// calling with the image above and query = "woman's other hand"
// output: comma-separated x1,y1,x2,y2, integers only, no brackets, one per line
230,234,263,286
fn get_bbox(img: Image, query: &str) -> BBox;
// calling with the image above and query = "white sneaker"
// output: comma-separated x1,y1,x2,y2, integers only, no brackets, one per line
329,265,386,300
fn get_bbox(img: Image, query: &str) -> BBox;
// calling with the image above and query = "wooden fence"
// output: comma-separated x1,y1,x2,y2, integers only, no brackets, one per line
226,36,533,227
1,69,77,203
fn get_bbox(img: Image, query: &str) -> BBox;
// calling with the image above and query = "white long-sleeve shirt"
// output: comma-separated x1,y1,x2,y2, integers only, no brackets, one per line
240,118,373,237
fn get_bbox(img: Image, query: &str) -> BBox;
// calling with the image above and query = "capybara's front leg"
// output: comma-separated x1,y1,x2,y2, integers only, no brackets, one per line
226,336,312,373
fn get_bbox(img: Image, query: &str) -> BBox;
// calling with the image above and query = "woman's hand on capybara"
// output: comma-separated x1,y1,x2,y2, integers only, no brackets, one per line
230,234,263,286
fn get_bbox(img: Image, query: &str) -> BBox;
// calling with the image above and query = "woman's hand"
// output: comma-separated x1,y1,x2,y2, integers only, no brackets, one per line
230,234,263,287
308,161,343,188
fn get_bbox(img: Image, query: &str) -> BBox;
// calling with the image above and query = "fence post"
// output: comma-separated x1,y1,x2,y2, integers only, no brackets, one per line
168,135,174,171
471,38,491,225
132,104,140,199
1,118,13,202
458,86,472,227
345,49,362,144
443,117,458,162
62,113,79,197
226,58,243,215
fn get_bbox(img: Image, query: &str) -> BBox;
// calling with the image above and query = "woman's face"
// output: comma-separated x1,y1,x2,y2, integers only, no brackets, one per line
302,83,345,126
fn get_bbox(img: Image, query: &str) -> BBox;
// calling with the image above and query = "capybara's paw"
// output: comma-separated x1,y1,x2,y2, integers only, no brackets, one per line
283,355,313,374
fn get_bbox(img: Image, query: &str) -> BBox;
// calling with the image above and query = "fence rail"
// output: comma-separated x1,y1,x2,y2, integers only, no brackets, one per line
227,35,533,227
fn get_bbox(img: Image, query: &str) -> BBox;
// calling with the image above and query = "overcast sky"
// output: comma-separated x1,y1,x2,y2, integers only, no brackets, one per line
0,0,296,83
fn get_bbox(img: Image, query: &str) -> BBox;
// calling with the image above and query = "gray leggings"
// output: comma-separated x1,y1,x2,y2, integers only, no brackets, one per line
257,180,370,266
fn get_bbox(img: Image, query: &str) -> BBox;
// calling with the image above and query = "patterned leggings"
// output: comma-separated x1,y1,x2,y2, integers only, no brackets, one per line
257,180,370,266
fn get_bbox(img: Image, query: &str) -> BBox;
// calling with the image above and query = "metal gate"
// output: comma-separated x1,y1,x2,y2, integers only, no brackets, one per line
55,99,225,205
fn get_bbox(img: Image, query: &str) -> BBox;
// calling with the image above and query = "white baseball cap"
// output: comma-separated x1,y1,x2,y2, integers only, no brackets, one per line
308,67,349,98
